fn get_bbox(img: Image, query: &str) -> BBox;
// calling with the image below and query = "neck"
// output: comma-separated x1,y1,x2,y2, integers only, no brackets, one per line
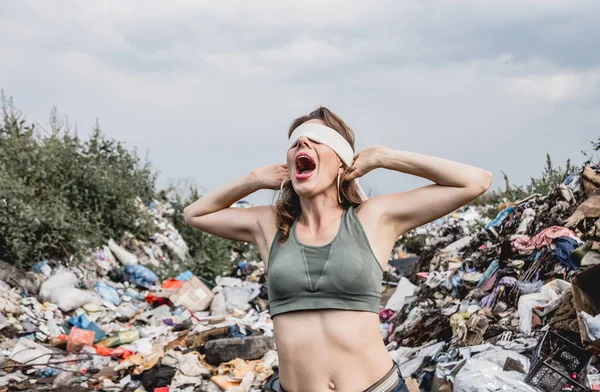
297,187,344,231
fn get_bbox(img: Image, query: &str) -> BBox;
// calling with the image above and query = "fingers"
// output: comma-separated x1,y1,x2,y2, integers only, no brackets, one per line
344,169,357,183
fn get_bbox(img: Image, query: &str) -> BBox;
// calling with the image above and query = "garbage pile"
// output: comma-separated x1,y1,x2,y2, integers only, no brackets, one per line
0,200,276,391
380,165,600,391
4,166,600,391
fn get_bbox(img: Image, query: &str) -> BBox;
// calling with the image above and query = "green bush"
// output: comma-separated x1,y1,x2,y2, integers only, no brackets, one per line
0,94,156,267
473,153,576,208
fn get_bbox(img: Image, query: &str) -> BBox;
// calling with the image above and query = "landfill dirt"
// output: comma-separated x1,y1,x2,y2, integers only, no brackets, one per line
1,167,600,391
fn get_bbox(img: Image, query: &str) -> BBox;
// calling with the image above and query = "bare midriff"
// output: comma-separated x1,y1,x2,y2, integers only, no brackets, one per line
273,308,394,392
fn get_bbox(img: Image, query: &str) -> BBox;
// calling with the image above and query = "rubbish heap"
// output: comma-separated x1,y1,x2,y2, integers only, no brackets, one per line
3,165,600,391
0,200,276,392
380,165,600,391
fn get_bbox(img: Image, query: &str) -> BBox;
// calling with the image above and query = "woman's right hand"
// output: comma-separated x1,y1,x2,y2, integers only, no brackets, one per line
250,164,289,190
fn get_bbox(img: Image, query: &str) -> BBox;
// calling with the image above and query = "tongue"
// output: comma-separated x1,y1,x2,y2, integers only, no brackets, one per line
298,157,315,173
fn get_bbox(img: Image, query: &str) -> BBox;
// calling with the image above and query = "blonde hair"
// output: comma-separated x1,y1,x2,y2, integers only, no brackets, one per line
275,106,363,243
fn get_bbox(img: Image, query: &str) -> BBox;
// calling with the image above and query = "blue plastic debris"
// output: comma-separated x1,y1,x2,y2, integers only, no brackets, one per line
175,270,193,282
124,264,158,289
67,314,106,343
94,281,122,306
485,206,515,235
32,260,52,276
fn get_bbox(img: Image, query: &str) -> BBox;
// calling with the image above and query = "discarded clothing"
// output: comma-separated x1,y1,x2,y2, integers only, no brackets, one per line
480,277,517,308
512,226,577,253
553,237,580,269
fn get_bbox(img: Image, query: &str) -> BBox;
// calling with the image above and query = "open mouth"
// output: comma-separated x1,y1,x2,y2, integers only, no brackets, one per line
295,154,316,178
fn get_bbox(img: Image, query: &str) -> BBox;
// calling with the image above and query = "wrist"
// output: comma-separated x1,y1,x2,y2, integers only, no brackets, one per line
374,146,391,169
246,172,264,191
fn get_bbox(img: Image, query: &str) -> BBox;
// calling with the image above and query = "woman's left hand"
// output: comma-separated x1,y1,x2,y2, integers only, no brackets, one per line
344,146,387,182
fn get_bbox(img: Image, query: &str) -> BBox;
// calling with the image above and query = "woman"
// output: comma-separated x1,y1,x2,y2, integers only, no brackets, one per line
184,107,492,392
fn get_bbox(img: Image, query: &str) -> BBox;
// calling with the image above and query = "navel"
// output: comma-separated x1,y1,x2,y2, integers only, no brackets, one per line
328,381,336,390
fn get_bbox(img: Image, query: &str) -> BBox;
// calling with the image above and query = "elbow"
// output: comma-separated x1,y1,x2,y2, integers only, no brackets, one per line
476,170,493,195
183,205,193,225
465,170,493,198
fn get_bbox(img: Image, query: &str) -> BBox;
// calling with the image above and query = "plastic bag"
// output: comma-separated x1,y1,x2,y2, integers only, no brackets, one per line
385,277,417,311
94,281,122,306
175,270,193,282
485,206,515,235
57,288,101,312
124,265,158,289
210,292,228,316
517,280,543,295
580,311,600,341
396,342,446,377
32,260,52,277
454,347,537,392
39,269,78,300
223,283,261,310
67,327,95,353
215,276,243,287
39,269,101,312
108,239,138,266
518,279,571,335
162,278,185,290
68,314,106,342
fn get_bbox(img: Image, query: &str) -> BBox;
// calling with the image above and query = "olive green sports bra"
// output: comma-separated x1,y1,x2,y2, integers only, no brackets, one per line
267,206,384,318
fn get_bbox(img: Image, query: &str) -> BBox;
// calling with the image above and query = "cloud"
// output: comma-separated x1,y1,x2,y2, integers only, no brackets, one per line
506,69,600,103
0,0,598,204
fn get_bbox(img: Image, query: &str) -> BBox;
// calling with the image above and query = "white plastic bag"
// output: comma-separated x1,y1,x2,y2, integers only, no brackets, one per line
580,311,600,341
223,283,261,310
518,279,571,335
395,342,446,377
39,269,101,312
385,277,416,311
108,239,138,266
210,292,228,316
454,347,537,392
39,269,78,300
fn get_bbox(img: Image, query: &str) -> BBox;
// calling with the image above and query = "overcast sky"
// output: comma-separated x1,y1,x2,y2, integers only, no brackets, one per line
1,1,598,204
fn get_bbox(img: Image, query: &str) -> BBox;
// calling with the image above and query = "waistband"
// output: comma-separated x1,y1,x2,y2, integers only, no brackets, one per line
279,362,403,392
363,362,400,392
